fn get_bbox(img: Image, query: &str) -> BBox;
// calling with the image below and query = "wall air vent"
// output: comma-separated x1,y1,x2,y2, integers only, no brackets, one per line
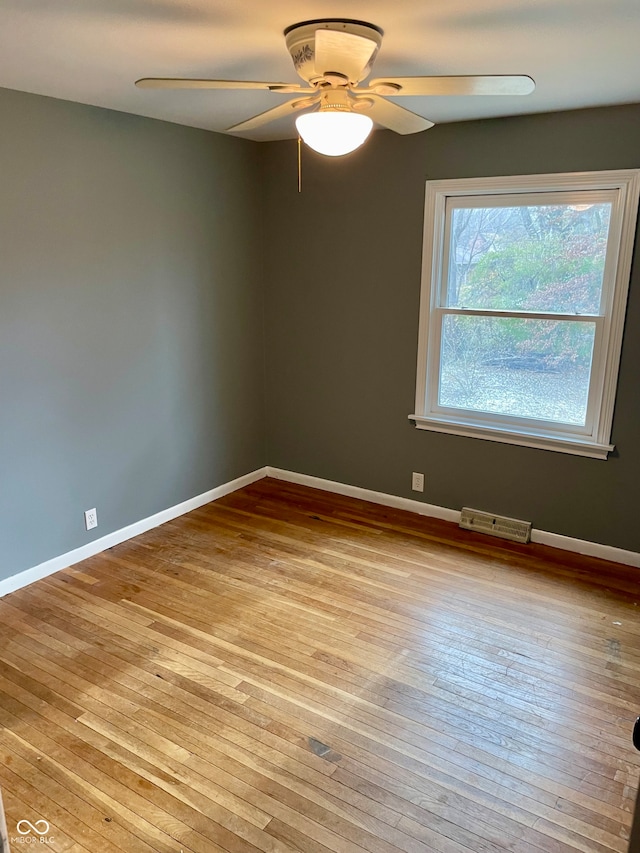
459,507,532,544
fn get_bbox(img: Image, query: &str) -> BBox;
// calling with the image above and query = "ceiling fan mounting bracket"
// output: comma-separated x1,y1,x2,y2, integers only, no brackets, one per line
284,19,383,85
283,19,384,37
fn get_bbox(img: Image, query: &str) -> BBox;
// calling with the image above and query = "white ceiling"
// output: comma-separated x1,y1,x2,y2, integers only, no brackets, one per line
1,0,639,141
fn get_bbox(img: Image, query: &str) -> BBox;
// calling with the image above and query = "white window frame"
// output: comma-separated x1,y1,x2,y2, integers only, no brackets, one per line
410,170,640,459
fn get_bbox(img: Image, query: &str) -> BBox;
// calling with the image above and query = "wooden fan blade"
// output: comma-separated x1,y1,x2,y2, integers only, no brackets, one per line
227,97,317,133
355,95,434,135
315,29,378,83
365,75,535,97
135,77,311,91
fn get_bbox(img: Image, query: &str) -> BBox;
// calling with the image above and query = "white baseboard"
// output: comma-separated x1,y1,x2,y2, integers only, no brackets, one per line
3,463,637,599
529,528,640,566
266,467,460,522
266,467,640,569
0,467,268,599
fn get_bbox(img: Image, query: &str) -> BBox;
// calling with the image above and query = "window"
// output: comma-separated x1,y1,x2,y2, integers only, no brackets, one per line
411,170,640,459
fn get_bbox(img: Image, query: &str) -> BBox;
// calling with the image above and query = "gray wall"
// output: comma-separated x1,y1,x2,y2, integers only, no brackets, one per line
3,89,640,580
0,88,266,580
263,104,640,553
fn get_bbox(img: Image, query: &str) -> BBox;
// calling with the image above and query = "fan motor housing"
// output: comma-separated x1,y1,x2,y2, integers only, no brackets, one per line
284,19,383,85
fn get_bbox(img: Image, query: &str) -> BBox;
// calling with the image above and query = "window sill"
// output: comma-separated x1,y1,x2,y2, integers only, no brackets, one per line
408,414,614,459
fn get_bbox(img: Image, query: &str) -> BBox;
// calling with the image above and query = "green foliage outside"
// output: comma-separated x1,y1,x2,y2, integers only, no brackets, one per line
446,202,611,370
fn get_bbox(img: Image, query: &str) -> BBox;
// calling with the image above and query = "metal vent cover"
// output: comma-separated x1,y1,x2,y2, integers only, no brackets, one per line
459,507,532,544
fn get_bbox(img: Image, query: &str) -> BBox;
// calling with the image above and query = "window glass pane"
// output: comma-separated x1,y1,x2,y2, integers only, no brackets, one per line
446,203,611,313
439,315,595,425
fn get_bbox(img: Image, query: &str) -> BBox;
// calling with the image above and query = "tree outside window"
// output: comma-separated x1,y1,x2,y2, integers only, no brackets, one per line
411,171,640,458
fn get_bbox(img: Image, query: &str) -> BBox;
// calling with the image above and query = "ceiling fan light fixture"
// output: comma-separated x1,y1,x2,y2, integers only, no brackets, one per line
295,110,373,156
138,19,535,146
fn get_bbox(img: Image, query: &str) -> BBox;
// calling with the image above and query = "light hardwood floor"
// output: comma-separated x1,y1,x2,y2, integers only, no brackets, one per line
0,478,638,853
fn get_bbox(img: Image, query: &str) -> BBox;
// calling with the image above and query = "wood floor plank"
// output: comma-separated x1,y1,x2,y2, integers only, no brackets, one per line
0,477,638,853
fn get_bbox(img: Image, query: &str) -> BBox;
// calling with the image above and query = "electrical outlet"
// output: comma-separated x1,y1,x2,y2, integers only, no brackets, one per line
412,472,424,492
84,508,98,531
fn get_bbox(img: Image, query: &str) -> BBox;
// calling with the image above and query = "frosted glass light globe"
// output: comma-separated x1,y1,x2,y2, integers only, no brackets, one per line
296,111,373,156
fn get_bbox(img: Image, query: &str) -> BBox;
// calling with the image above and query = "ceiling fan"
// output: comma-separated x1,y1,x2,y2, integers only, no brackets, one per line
136,18,535,156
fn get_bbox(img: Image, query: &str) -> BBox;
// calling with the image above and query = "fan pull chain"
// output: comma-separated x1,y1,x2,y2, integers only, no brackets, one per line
297,136,302,193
